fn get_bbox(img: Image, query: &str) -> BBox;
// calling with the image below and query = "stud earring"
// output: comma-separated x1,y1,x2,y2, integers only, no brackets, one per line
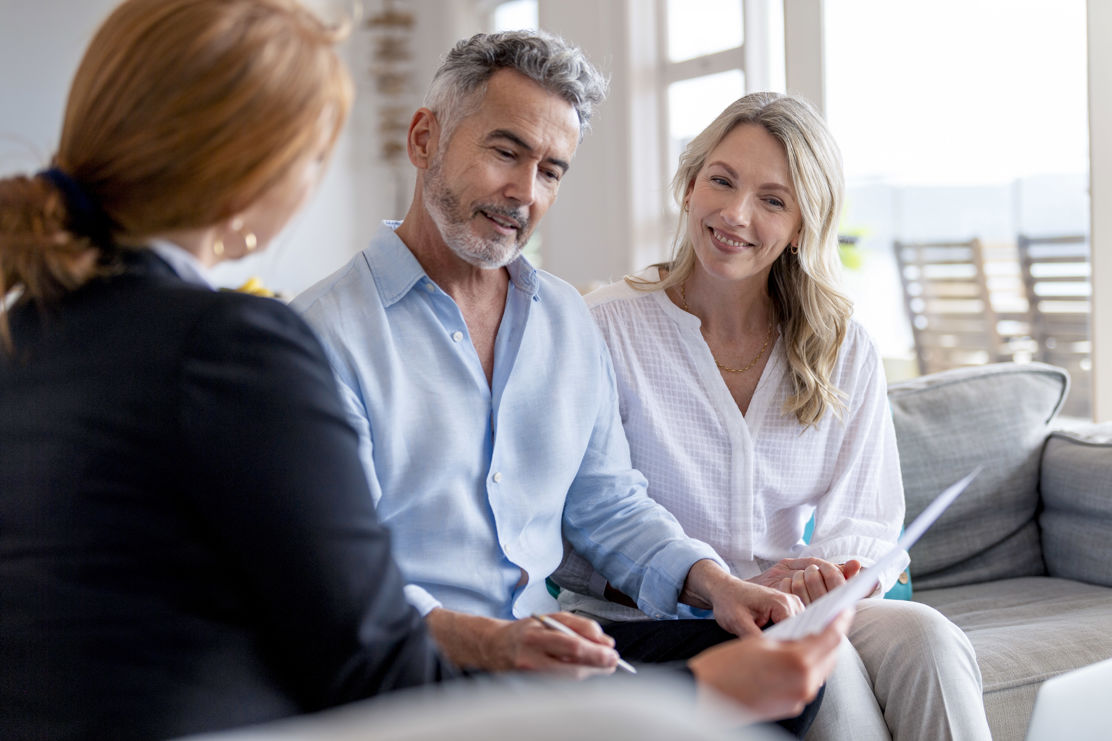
212,238,224,257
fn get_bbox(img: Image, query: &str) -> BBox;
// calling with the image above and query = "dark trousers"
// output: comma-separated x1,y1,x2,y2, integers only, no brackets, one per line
603,619,824,738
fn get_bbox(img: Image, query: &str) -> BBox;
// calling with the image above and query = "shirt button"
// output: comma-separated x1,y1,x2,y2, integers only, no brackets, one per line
492,472,503,483
423,282,435,293
451,330,463,342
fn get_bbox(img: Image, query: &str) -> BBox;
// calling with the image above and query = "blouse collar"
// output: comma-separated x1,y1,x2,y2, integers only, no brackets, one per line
147,239,214,289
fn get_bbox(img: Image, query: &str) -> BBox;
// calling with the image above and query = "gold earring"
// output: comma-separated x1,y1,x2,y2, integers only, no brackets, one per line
683,201,690,213
213,238,224,257
231,217,258,252
790,243,799,255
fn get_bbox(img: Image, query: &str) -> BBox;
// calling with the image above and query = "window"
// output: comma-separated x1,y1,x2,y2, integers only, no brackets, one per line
659,0,770,213
821,0,1091,418
666,0,743,62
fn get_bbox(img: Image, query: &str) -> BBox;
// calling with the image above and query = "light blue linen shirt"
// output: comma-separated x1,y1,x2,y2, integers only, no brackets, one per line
293,222,724,620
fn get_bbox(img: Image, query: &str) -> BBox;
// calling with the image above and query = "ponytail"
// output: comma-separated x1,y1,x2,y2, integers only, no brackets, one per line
0,170,107,352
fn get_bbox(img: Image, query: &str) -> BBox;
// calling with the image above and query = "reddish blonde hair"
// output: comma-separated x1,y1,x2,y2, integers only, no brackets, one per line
0,0,353,348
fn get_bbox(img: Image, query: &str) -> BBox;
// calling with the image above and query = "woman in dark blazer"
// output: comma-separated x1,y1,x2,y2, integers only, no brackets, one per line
0,1,454,738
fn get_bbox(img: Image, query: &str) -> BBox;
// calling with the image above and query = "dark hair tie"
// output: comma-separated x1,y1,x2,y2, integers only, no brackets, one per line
37,167,114,245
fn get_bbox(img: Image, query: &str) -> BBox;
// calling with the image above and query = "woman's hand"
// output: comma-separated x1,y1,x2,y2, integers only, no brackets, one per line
688,609,853,721
749,558,863,605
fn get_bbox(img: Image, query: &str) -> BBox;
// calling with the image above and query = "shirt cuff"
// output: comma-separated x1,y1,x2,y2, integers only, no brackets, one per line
404,584,443,616
635,542,727,620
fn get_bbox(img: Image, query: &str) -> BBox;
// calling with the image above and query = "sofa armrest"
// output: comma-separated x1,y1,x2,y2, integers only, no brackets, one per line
1039,424,1112,587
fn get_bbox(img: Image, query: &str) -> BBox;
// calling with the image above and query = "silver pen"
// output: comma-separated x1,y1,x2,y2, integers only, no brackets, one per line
531,613,637,674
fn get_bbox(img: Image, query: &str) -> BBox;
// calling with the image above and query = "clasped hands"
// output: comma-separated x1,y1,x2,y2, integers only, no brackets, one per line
701,556,863,639
749,556,865,606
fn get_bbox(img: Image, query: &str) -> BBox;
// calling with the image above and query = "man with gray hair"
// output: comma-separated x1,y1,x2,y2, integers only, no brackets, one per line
294,31,844,730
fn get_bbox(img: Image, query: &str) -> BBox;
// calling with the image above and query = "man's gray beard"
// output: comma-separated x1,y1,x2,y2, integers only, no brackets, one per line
423,159,527,270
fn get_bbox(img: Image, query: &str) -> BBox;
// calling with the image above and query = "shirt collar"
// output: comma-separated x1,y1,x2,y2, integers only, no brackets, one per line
147,239,214,289
369,220,540,306
505,250,540,298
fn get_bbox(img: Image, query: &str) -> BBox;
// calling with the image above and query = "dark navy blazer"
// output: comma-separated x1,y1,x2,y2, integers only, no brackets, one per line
0,250,454,740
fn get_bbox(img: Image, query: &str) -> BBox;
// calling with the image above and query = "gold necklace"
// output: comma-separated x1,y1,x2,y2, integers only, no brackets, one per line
680,281,774,374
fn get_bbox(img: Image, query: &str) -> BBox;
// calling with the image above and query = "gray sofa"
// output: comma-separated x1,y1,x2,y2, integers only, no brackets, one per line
887,362,1112,740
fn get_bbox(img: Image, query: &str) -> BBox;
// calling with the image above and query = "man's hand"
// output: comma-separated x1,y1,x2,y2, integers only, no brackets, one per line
680,559,803,637
749,557,863,606
425,608,619,678
687,609,852,721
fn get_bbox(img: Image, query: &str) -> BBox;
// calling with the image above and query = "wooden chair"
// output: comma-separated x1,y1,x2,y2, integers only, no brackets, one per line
894,238,1031,376
1017,234,1092,418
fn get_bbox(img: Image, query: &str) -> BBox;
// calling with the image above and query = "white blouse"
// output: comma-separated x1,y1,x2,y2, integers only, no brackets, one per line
558,268,907,620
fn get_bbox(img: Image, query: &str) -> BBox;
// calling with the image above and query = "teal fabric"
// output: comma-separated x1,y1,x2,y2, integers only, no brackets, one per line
802,515,911,600
885,566,914,600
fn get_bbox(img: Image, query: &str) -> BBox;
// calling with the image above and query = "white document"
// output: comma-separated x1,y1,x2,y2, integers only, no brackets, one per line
764,467,981,641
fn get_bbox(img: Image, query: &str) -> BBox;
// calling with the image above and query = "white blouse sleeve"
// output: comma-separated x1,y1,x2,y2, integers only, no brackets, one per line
802,328,909,593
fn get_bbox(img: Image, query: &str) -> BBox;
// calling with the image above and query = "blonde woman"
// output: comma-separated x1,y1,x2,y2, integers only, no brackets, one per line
557,92,991,740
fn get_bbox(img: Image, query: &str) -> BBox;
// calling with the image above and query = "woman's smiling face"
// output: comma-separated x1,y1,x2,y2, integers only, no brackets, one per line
685,122,802,287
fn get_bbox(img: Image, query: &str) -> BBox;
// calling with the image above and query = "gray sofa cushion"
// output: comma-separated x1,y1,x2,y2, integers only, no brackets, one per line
888,363,1068,589
1040,425,1112,587
916,577,1112,741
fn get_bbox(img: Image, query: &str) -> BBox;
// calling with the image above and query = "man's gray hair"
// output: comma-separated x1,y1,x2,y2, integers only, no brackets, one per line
424,30,608,143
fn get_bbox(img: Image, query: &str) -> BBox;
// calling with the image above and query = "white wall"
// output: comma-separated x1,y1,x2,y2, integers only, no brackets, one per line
539,0,641,289
0,1,114,170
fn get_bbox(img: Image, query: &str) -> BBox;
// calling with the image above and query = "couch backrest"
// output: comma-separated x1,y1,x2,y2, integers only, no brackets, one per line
887,362,1068,589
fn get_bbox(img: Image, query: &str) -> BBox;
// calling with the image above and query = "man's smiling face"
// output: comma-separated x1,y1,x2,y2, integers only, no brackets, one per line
422,68,580,269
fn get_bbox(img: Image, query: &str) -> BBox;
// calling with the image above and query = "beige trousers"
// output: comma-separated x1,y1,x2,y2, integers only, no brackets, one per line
806,599,992,741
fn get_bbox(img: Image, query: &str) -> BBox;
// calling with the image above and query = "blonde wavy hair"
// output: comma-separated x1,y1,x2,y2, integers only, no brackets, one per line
634,91,851,427
0,0,353,349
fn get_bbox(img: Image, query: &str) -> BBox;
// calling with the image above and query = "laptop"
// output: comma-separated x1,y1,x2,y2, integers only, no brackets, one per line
1025,657,1112,741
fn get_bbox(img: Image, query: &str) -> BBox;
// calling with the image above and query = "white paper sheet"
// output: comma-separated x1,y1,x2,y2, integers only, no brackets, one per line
763,467,981,641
